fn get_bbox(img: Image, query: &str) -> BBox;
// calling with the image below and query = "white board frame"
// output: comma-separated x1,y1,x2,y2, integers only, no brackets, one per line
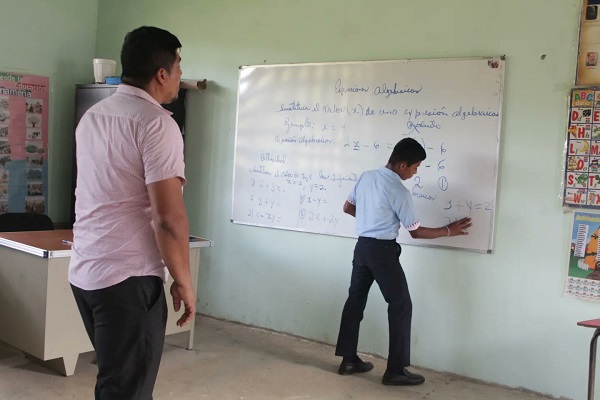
231,57,505,253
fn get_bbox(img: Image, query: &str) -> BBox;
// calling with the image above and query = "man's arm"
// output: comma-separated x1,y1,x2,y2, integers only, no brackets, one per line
343,200,356,217
409,217,472,239
147,177,196,327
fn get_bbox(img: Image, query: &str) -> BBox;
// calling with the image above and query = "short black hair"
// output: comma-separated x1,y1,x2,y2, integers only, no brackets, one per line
388,138,426,166
120,26,181,87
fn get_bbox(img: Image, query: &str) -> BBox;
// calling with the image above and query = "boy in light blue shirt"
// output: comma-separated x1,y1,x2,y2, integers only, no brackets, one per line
335,137,471,386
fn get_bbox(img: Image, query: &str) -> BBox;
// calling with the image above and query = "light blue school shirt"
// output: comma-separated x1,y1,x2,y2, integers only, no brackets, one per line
348,166,420,240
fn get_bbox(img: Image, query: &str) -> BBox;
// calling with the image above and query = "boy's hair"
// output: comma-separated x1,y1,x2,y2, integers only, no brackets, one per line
388,138,426,166
121,26,181,87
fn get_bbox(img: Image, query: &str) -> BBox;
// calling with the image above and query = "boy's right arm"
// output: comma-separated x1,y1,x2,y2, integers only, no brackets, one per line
409,217,472,239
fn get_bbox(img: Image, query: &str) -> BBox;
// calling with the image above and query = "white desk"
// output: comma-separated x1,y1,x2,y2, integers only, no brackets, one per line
0,229,211,376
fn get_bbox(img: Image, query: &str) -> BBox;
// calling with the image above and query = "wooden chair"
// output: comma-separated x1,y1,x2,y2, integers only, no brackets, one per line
578,318,600,400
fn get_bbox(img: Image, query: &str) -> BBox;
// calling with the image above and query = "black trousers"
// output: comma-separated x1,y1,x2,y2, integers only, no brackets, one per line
335,237,412,372
71,276,168,400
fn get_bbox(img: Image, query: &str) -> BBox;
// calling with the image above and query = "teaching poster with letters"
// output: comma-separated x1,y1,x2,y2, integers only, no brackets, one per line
563,88,600,208
566,210,600,302
0,72,48,214
232,58,505,253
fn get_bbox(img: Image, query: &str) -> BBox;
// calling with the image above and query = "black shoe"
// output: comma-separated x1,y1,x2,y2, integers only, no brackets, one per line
338,359,374,375
382,368,425,386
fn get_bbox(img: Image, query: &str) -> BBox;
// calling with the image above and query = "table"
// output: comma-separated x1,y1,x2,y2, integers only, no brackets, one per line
578,318,600,400
0,229,211,376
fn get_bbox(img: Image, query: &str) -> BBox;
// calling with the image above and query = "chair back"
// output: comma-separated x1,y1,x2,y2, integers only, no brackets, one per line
0,213,54,232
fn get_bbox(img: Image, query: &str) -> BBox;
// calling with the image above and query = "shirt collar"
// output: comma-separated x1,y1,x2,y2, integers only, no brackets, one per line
116,84,173,115
378,166,401,181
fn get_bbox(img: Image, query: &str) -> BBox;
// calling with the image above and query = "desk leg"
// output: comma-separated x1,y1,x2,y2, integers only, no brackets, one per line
186,247,200,351
25,352,79,376
187,316,195,350
589,328,600,400
59,353,79,376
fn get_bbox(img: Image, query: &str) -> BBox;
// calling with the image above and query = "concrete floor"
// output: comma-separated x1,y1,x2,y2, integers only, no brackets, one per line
0,316,557,400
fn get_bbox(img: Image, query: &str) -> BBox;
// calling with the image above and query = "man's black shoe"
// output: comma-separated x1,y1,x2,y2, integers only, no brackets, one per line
337,359,374,375
382,368,425,385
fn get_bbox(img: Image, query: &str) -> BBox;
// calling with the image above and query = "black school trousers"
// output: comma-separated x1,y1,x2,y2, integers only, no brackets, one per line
335,236,412,372
71,276,168,400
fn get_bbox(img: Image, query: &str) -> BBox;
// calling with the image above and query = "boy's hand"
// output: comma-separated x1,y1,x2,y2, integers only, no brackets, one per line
447,217,472,236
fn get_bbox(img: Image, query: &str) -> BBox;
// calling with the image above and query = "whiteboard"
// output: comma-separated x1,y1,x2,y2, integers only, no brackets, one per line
232,58,504,253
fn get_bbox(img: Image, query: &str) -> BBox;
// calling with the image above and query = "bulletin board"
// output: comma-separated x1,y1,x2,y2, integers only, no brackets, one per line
0,71,49,214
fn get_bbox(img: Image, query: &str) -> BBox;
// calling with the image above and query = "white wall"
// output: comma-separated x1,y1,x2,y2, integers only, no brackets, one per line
0,0,99,224
95,1,593,398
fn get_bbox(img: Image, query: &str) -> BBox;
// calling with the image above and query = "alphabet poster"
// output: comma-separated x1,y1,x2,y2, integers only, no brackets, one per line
566,210,600,302
562,88,600,208
0,71,48,214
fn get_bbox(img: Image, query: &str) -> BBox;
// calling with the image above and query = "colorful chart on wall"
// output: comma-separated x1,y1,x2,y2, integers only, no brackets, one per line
562,88,600,207
566,210,600,302
0,72,48,214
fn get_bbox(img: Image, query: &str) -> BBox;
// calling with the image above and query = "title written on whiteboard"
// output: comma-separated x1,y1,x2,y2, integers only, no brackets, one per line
279,78,498,136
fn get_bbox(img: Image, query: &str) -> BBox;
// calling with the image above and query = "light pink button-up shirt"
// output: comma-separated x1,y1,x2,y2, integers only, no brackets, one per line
69,84,186,290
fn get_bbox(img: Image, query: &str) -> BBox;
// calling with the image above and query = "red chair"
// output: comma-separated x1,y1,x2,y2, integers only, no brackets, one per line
578,318,600,400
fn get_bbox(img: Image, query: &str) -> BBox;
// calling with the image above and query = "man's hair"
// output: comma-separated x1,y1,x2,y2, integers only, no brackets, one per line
388,138,426,166
120,26,181,87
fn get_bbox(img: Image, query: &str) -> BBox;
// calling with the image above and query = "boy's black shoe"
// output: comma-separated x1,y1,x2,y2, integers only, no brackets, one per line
337,359,374,375
382,368,425,385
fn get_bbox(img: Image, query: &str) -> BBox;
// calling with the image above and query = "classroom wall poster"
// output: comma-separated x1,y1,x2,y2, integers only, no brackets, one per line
566,210,600,302
0,71,48,214
562,88,600,208
577,0,600,84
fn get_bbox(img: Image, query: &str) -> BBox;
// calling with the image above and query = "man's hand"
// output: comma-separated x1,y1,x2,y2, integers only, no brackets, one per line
170,281,196,327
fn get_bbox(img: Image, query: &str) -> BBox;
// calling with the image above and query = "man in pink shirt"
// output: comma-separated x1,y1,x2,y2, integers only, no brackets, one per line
69,26,195,399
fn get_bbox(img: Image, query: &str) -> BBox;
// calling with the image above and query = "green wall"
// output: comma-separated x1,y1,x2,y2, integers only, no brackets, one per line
0,0,99,224
91,1,594,398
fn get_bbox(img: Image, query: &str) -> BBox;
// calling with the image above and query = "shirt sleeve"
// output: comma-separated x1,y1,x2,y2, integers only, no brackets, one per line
140,115,186,186
391,186,420,231
347,174,362,205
